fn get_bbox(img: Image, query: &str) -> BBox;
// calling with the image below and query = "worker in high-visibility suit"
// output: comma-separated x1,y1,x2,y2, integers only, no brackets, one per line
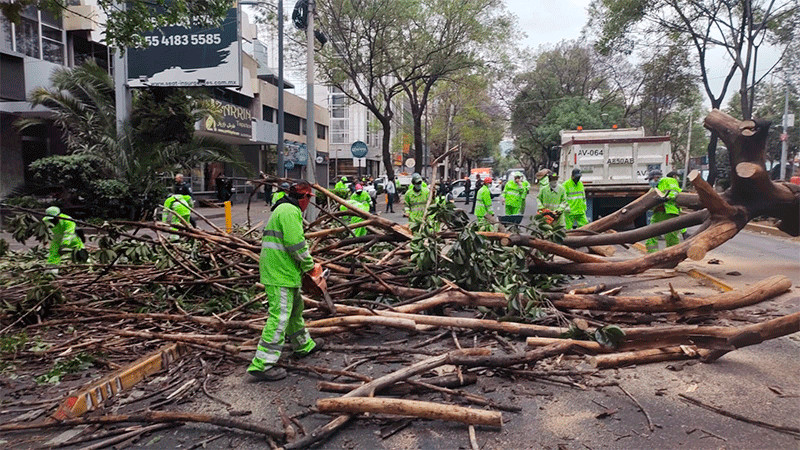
333,176,350,200
563,168,589,230
537,173,568,228
341,184,371,237
535,169,552,189
503,172,524,215
645,170,682,253
248,181,323,381
404,173,429,223
520,177,531,214
271,182,289,204
162,193,193,238
474,177,495,228
44,206,85,265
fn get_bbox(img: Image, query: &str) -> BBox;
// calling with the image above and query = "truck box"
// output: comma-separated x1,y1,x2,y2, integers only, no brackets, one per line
558,127,672,226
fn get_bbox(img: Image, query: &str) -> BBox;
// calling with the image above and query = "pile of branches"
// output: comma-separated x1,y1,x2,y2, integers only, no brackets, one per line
0,110,798,448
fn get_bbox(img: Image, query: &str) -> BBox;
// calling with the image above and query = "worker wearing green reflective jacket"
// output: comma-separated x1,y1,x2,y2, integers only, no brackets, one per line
536,169,552,189
333,176,350,199
503,172,524,215
43,206,85,265
563,168,589,230
520,178,531,214
474,177,495,228
271,182,289,204
248,181,323,381
404,173,429,223
162,193,193,238
537,173,569,228
341,184,371,237
645,170,682,253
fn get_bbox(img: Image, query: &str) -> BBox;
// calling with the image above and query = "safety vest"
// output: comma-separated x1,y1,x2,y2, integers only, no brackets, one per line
503,180,523,208
404,186,430,222
271,191,286,204
655,177,682,215
163,194,192,225
562,179,587,215
340,198,370,237
350,190,371,206
260,200,314,288
474,185,493,219
334,181,349,199
48,213,84,264
538,183,568,213
522,180,530,197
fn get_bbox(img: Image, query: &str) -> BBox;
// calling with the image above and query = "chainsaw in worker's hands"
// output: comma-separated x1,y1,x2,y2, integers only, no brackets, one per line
302,263,336,315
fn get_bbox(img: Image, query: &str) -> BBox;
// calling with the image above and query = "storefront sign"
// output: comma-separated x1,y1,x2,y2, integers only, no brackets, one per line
200,100,252,139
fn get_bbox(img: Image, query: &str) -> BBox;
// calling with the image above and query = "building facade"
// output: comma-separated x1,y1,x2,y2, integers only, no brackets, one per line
0,3,329,198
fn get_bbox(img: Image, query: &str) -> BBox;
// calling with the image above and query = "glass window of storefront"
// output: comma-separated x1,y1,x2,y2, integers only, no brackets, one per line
1,9,65,64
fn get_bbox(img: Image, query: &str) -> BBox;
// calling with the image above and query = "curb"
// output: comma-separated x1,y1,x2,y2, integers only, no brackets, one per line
743,222,791,238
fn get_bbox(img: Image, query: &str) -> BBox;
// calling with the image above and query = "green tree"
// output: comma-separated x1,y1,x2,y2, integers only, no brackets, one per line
17,61,243,218
391,0,514,174
588,0,800,185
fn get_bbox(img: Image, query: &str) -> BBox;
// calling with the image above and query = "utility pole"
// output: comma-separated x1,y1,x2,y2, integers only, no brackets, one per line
780,85,789,181
276,0,285,177
304,0,316,185
113,3,130,137
682,114,692,189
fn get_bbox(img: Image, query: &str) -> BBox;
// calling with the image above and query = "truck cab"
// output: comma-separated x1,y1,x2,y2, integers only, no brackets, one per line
558,127,672,227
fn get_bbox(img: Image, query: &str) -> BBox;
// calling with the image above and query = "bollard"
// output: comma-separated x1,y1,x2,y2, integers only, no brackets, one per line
224,201,232,233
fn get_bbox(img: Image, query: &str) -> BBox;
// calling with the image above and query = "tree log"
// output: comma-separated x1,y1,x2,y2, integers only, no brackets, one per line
563,210,708,248
316,397,502,427
688,170,738,217
496,234,605,263
305,316,417,331
317,374,478,394
313,184,413,238
305,219,377,239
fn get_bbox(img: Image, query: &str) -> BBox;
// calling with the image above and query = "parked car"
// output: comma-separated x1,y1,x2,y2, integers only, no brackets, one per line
450,178,501,202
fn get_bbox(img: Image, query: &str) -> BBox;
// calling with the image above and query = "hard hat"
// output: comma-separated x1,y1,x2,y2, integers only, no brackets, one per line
514,172,522,179
411,173,422,184
279,182,290,192
572,168,581,177
355,183,363,191
289,180,315,198
44,206,60,219
484,177,492,184
648,169,663,179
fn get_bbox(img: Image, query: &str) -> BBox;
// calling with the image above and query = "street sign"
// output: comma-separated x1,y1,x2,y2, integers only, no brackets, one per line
350,141,368,158
284,160,295,170
405,158,415,169
127,7,241,88
353,157,366,168
786,114,795,127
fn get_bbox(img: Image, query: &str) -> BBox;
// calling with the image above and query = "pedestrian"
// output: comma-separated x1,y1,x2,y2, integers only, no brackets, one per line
404,173,429,223
350,183,373,213
248,180,324,381
43,206,86,265
645,170,682,253
464,176,472,205
385,176,396,213
264,183,274,206
503,172,524,216
474,177,495,228
471,178,482,214
535,169,552,189
537,173,568,228
174,173,192,196
563,168,589,229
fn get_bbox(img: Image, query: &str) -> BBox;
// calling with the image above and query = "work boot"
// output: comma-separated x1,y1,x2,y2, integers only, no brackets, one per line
247,367,287,382
295,338,325,357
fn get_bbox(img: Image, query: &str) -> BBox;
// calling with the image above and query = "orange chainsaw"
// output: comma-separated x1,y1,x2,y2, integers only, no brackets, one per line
538,208,561,224
302,263,336,314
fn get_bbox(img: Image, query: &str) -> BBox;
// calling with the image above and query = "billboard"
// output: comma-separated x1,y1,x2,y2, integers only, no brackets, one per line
127,7,241,88
198,99,252,139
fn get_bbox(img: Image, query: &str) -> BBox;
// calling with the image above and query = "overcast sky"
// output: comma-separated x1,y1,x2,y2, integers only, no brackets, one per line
506,0,591,51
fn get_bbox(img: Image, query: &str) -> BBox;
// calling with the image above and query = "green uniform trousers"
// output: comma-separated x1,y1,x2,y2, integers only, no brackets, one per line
565,214,588,230
505,204,522,216
247,285,316,373
645,211,680,252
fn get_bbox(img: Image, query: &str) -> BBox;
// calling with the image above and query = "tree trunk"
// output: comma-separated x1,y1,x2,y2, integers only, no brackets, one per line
413,105,425,175
316,398,503,427
381,117,395,181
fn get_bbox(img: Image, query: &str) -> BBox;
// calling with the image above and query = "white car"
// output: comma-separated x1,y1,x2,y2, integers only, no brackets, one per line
450,179,501,201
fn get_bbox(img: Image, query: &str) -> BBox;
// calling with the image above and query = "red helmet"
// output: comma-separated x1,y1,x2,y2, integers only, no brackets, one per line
484,177,492,184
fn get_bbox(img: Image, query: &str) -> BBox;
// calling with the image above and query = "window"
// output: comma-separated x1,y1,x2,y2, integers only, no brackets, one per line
331,105,348,119
0,16,12,52
15,17,39,58
72,35,108,71
284,113,301,135
301,118,306,135
317,124,326,140
262,105,275,123
330,131,348,144
41,25,63,64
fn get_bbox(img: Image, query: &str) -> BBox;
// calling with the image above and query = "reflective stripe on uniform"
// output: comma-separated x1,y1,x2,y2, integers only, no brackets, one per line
263,230,284,239
258,339,283,351
270,288,290,343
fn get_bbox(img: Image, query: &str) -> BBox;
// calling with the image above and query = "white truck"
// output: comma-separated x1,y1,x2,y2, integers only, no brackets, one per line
558,127,672,227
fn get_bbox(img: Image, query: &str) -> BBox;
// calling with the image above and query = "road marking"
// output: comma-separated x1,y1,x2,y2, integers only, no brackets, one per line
681,269,734,292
